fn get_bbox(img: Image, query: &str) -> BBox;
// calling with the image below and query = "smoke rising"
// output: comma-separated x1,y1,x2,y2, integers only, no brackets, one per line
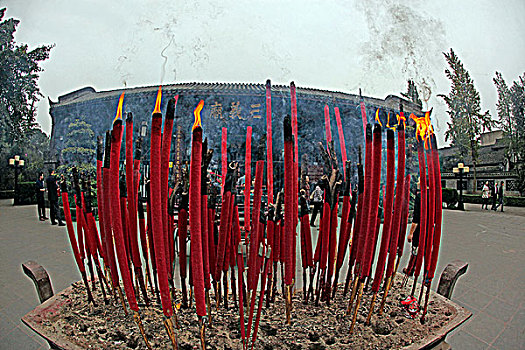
355,0,446,117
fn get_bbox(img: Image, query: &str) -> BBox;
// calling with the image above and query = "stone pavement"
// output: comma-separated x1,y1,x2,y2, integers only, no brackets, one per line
0,199,524,349
0,199,80,349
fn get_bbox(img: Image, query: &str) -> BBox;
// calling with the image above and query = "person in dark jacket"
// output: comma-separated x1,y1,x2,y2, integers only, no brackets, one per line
35,172,47,221
46,169,64,226
495,181,505,212
490,181,498,211
309,185,324,226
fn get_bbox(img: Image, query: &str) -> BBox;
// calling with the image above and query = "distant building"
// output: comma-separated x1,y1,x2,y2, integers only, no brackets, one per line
439,130,520,195
48,82,422,193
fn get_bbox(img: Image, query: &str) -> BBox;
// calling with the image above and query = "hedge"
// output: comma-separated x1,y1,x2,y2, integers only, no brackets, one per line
460,193,525,207
439,188,525,208
0,190,14,199
15,182,37,205
441,188,458,208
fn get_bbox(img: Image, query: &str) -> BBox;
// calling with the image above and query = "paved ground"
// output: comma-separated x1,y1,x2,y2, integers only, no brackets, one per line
0,199,523,349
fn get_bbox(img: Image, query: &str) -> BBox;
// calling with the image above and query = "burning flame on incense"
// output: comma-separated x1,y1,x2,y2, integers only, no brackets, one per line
192,100,204,131
397,113,406,128
410,109,433,148
153,86,162,114
375,109,383,127
113,93,125,123
386,112,396,131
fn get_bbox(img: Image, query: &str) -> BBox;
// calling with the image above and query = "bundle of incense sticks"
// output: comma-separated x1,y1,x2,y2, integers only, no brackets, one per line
61,82,443,349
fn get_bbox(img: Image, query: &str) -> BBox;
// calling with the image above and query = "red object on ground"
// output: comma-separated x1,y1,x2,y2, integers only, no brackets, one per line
413,141,428,282
62,191,85,273
215,191,231,282
397,175,412,257
221,127,227,197
266,80,274,204
372,129,396,292
178,208,188,279
161,97,178,277
149,88,173,317
355,125,373,271
95,157,107,263
362,124,382,279
283,115,294,286
324,105,332,147
248,160,264,291
428,135,443,280
334,107,348,180
109,97,139,312
386,122,406,279
424,143,436,276
244,126,252,238
359,92,367,136
348,159,364,274
290,82,299,280
189,100,206,317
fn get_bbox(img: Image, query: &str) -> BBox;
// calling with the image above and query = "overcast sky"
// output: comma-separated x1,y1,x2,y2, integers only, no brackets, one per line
5,0,525,146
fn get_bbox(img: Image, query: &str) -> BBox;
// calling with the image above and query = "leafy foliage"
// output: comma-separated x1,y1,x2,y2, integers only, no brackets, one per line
0,8,53,144
0,8,53,191
57,118,96,178
401,80,422,106
438,48,494,189
494,72,525,195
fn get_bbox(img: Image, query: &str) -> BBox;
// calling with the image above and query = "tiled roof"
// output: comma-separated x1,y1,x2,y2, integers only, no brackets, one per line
50,82,422,114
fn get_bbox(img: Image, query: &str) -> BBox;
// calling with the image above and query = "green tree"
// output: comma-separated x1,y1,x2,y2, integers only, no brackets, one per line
493,72,525,195
0,8,53,191
57,118,96,177
401,80,422,107
0,8,53,144
438,48,493,191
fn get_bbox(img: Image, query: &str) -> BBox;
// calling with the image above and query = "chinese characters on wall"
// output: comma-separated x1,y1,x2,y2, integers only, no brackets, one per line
209,101,262,121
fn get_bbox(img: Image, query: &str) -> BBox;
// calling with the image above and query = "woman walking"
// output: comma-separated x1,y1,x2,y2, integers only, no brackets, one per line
481,181,490,210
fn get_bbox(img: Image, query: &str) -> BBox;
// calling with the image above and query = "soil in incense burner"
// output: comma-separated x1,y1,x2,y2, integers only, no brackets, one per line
46,279,456,349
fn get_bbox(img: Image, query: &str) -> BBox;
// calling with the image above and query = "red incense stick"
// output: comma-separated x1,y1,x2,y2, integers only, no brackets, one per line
189,100,206,317
244,126,252,238
372,129,396,292
324,105,332,148
161,96,178,278
221,127,227,197
150,87,173,317
334,107,348,181
266,79,274,204
109,93,138,312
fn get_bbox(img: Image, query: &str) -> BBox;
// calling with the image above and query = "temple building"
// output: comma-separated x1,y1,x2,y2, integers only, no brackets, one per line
439,130,521,196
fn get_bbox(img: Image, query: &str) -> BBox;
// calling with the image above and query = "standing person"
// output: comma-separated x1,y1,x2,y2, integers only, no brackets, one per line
491,181,498,211
309,185,323,226
495,181,505,212
46,169,65,226
35,172,47,221
481,181,490,210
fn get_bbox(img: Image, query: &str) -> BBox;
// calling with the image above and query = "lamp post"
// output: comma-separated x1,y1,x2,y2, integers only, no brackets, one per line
9,155,25,205
453,162,469,210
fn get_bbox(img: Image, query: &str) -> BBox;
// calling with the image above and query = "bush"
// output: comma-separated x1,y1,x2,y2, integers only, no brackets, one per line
463,194,483,204
0,190,14,199
457,193,525,207
441,188,458,208
15,182,37,205
505,196,525,207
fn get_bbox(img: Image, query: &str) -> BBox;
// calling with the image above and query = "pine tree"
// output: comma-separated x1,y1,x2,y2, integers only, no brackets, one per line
57,118,96,177
438,48,493,191
494,72,525,195
401,80,422,106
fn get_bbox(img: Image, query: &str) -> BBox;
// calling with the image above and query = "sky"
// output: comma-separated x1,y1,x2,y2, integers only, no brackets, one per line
4,0,525,146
